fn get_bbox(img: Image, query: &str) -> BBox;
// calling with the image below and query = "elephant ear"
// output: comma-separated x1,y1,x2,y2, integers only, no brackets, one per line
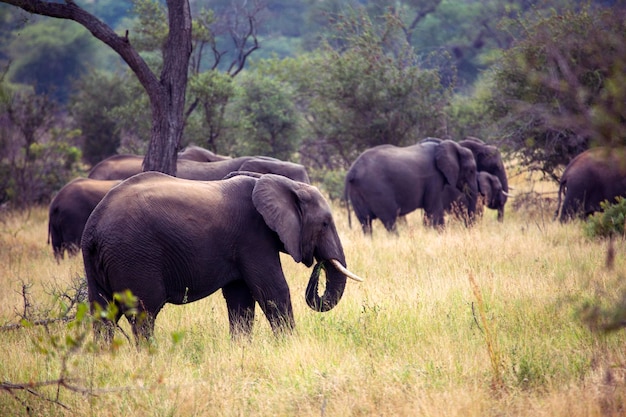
252,174,305,263
435,140,461,186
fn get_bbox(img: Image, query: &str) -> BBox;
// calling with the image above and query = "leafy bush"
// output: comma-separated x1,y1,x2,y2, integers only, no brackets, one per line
584,197,626,238
309,168,347,203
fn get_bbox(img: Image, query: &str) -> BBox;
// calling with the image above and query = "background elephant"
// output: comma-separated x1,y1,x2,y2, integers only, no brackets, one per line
345,139,478,233
458,137,509,221
88,154,253,180
82,172,362,342
238,158,310,184
443,171,507,221
87,154,145,180
48,178,120,260
88,154,310,183
555,147,626,222
177,145,231,162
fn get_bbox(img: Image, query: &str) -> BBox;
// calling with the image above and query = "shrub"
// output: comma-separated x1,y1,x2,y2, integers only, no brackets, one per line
584,197,626,238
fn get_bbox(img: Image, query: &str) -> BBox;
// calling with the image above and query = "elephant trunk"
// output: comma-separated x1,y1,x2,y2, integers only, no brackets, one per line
306,259,363,312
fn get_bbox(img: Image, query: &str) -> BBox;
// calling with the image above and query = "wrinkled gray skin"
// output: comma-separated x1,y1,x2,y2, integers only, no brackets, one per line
555,147,626,222
458,137,509,221
443,171,506,221
177,145,231,162
48,178,120,260
82,172,359,342
239,158,311,184
88,154,310,184
345,140,479,233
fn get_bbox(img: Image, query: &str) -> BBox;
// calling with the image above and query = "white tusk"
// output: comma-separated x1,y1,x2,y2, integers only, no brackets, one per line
330,259,364,282
502,191,513,197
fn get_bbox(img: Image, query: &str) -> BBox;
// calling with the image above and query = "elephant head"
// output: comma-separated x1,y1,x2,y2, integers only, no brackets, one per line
252,174,361,312
434,140,479,224
477,171,506,213
459,137,509,221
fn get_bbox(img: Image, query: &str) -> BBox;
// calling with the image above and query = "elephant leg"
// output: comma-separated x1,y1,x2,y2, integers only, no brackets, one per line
381,218,398,233
360,216,373,235
88,280,120,344
222,280,256,337
92,313,119,344
249,274,294,334
424,210,445,230
128,312,156,345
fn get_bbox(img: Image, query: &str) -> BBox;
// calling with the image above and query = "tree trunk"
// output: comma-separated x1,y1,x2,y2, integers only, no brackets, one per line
0,0,193,175
142,0,192,175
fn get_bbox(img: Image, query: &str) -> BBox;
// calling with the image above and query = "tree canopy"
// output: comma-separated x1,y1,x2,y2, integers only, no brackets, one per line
0,0,624,206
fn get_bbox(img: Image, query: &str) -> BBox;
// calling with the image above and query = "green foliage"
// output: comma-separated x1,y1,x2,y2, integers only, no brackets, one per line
6,19,99,103
0,88,82,206
584,197,626,239
255,8,451,169
130,0,168,53
226,73,301,160
487,5,626,180
186,70,236,152
69,69,132,165
308,168,347,202
444,75,495,140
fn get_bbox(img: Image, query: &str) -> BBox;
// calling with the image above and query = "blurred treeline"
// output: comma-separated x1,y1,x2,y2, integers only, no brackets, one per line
0,0,624,206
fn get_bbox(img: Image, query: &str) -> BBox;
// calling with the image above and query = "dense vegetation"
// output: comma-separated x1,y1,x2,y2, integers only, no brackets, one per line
0,0,624,206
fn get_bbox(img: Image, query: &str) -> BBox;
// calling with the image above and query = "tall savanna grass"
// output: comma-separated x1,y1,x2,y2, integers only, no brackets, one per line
1,176,625,416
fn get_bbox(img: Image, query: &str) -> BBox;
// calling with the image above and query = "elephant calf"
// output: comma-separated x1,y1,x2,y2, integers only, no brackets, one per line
443,171,508,222
82,172,363,343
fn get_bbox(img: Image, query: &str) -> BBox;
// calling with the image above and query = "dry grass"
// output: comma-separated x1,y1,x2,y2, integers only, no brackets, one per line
1,177,625,416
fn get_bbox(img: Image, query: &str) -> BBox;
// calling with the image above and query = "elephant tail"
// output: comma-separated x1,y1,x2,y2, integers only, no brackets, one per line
344,178,352,229
554,178,566,221
48,207,64,262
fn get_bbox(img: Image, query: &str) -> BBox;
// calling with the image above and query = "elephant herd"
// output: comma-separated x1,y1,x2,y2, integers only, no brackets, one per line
344,137,510,232
47,140,626,343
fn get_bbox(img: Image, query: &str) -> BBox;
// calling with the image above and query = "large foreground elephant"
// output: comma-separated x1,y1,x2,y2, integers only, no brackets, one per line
555,147,626,222
82,172,363,342
458,137,509,221
48,178,120,260
345,139,478,233
88,154,310,183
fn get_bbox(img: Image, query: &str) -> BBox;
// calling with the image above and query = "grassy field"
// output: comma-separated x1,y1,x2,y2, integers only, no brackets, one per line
1,175,625,416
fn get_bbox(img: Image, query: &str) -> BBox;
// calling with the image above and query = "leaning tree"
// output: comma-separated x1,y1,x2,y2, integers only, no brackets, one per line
0,0,192,175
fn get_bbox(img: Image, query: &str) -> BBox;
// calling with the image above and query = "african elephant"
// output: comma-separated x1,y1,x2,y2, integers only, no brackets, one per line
555,147,626,222
82,172,363,342
458,137,509,221
87,154,145,180
177,145,231,162
238,158,311,184
88,154,310,184
345,139,479,233
443,171,507,220
48,178,120,260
